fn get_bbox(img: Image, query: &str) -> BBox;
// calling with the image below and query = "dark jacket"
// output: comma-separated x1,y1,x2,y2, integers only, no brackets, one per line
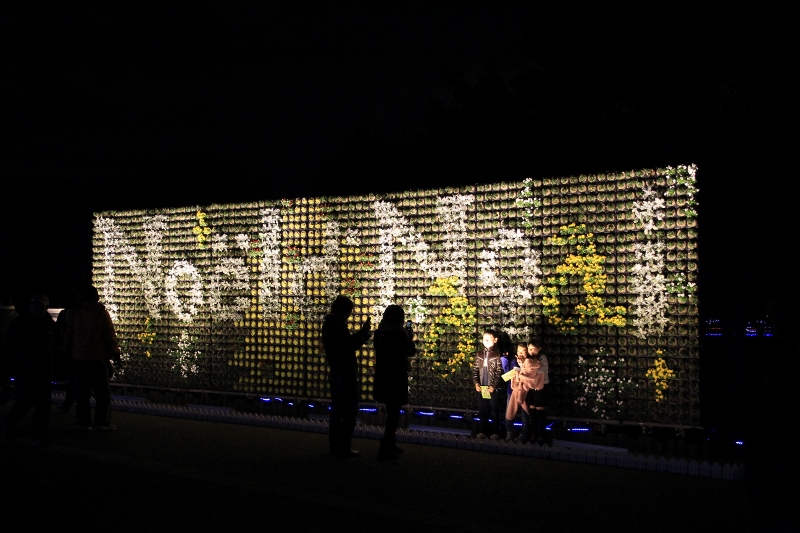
63,301,120,362
373,321,416,405
321,313,371,380
472,347,504,390
6,311,56,381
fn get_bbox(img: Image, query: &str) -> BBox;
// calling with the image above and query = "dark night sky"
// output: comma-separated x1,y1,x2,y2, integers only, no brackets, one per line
1,4,797,327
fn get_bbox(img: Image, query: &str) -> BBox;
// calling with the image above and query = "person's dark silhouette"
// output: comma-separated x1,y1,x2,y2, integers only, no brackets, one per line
0,292,19,404
373,304,416,460
62,285,121,430
2,293,56,445
55,289,80,414
321,295,371,458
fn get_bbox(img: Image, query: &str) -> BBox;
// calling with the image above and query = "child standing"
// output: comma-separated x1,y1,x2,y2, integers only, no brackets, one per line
472,329,504,439
505,343,542,442
499,332,518,441
527,338,550,444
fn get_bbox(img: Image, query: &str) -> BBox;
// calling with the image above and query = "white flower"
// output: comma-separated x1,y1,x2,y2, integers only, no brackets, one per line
477,226,541,333
257,208,283,319
630,184,670,339
164,261,204,323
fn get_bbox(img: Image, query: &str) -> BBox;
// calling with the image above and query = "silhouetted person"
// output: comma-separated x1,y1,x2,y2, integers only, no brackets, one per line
55,289,80,414
2,293,56,445
0,292,18,404
62,285,121,430
321,295,371,458
373,304,416,460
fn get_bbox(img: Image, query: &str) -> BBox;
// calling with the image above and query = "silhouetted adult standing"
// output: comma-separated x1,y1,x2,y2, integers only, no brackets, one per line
2,293,56,445
63,285,121,430
373,304,416,460
55,289,80,414
322,295,371,458
0,292,18,404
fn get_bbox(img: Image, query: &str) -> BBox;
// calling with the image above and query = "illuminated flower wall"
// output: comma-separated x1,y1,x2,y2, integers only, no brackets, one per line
93,165,699,425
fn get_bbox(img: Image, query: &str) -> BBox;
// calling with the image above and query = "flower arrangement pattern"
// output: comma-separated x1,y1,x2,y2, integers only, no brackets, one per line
90,166,699,423
629,184,669,338
420,276,477,379
569,347,635,419
646,350,676,402
192,211,212,248
538,223,626,334
478,227,541,339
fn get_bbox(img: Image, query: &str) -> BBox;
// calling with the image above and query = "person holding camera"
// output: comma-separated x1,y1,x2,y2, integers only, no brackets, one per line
322,295,372,458
373,304,417,460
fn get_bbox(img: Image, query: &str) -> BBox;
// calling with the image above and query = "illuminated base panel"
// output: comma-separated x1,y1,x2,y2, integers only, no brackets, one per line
93,165,699,426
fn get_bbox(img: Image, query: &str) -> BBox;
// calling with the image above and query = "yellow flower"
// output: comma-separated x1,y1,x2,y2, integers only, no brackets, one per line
646,355,675,402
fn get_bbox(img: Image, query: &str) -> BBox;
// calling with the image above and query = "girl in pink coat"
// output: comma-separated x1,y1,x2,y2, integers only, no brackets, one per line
505,345,543,421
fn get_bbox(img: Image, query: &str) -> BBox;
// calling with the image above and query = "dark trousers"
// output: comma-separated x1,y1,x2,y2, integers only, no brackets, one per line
505,404,531,440
74,359,112,428
477,390,502,436
3,376,52,440
381,401,402,448
61,360,77,410
328,374,359,452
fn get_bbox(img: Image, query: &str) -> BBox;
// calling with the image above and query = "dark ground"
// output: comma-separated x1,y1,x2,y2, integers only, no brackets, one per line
1,397,789,533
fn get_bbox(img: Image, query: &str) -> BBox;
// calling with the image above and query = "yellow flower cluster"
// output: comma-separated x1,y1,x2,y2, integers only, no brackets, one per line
538,223,626,334
192,211,212,248
550,224,594,247
137,318,156,358
645,351,676,402
421,276,478,379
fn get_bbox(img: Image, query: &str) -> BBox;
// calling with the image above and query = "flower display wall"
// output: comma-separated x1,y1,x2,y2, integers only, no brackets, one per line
93,165,699,425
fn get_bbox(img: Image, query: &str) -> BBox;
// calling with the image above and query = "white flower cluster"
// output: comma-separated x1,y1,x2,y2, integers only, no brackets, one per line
164,260,204,322
629,184,670,338
630,241,670,338
665,164,699,217
435,195,473,281
169,331,201,379
142,217,168,319
515,177,541,228
666,272,697,300
405,295,428,325
374,200,431,310
233,233,251,251
343,228,360,246
210,233,227,253
207,254,250,322
95,215,168,321
570,351,634,419
257,208,283,318
478,227,541,335
373,195,473,313
288,220,340,321
632,185,665,236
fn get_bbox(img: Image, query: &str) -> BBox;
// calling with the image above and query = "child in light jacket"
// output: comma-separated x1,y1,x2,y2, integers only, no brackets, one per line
505,345,543,421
